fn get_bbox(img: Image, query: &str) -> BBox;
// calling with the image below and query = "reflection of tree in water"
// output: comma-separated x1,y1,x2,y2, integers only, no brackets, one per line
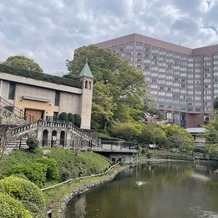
74,195,86,218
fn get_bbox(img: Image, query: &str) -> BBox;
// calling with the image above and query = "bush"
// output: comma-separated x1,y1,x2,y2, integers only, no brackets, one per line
0,176,45,209
68,113,74,123
36,158,59,180
0,192,31,218
10,163,47,187
74,114,81,128
58,112,69,122
26,136,39,152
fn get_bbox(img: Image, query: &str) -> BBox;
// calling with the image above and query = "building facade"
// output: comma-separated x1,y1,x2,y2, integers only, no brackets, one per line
95,33,218,128
0,63,93,129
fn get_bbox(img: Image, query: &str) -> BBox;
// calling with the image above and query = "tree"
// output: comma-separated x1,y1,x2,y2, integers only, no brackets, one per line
110,121,141,141
214,97,218,110
160,124,194,153
66,45,145,131
2,55,43,73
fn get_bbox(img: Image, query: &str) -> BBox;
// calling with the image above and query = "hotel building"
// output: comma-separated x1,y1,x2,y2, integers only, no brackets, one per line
95,33,218,128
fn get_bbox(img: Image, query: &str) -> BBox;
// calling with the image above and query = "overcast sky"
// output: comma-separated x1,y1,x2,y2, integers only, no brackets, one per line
0,0,218,75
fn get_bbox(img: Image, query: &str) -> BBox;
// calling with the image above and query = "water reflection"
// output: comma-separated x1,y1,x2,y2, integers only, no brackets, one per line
65,161,218,218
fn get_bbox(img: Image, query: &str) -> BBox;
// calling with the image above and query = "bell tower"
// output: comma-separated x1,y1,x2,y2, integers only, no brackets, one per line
78,62,93,129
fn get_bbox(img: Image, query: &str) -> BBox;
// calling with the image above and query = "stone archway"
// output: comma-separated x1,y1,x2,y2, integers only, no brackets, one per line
42,129,48,146
60,131,65,147
51,130,57,147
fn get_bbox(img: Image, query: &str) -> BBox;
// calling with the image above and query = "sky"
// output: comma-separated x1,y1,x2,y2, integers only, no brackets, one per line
0,0,218,75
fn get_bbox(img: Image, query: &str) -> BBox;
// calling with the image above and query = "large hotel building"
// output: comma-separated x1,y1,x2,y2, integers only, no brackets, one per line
95,33,218,128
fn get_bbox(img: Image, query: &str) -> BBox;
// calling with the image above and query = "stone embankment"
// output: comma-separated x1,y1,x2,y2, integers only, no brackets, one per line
59,164,125,218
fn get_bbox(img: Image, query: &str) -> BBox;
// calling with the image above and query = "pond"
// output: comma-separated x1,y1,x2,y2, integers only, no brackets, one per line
65,161,218,218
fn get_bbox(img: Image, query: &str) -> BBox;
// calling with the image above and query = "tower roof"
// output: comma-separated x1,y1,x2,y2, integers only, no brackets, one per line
78,62,93,79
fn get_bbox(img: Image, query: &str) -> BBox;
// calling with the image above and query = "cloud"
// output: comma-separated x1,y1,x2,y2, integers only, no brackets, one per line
0,0,217,74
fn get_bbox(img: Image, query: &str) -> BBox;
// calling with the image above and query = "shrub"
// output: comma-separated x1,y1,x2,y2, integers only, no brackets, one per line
68,113,74,123
0,176,45,209
26,136,39,152
58,112,69,122
36,158,59,180
74,114,81,127
10,163,47,187
0,192,31,218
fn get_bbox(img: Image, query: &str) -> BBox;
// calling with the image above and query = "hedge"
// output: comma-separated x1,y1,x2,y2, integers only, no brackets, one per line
0,64,82,88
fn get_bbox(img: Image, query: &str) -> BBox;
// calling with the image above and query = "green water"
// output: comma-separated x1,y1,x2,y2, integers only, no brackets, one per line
65,161,218,218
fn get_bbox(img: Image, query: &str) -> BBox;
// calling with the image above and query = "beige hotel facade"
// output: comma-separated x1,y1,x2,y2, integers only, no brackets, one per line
95,33,218,128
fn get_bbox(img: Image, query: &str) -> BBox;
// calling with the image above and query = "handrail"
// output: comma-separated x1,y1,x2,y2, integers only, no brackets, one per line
0,96,31,121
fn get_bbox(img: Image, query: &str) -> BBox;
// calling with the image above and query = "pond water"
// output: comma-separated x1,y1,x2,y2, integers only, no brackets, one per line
65,161,218,218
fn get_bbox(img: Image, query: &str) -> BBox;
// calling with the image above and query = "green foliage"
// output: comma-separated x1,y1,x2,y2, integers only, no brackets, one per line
203,120,218,144
0,176,45,209
214,97,218,110
36,158,59,181
3,55,43,73
110,121,141,141
67,45,145,131
0,192,31,218
138,123,168,148
160,124,194,153
0,148,111,184
26,136,39,152
68,113,74,123
47,148,111,180
0,64,81,88
0,150,42,179
10,163,47,187
73,114,81,128
58,112,69,122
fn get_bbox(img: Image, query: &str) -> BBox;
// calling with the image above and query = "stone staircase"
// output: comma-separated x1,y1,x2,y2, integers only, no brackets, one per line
0,97,99,154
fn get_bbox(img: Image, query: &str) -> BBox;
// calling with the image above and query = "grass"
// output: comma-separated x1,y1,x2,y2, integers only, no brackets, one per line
0,148,114,217
44,165,125,218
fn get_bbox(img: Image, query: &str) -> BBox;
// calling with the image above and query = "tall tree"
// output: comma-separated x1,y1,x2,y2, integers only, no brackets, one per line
2,55,43,73
66,45,146,131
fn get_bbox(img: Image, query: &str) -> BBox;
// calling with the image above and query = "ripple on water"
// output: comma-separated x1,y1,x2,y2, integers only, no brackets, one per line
189,206,218,218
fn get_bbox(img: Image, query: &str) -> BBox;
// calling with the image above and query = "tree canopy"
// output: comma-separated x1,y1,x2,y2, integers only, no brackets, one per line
66,45,146,131
2,55,43,73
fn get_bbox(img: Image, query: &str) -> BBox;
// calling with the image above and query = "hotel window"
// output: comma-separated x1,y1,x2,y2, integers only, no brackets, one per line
195,96,201,100
136,45,143,49
166,93,173,97
204,56,211,61
151,85,157,88
195,69,201,73
151,90,157,94
126,45,133,49
159,68,166,72
204,96,211,100
159,74,166,78
8,82,16,100
126,52,132,55
195,102,202,106
158,92,165,96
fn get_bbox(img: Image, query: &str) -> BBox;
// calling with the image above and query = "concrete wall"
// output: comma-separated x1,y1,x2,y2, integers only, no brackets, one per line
0,72,93,129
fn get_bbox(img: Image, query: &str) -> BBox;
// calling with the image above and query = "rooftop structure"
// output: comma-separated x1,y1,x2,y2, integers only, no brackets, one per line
95,33,218,128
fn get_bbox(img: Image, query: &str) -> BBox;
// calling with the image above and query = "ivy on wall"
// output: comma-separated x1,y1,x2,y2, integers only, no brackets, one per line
0,64,82,88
